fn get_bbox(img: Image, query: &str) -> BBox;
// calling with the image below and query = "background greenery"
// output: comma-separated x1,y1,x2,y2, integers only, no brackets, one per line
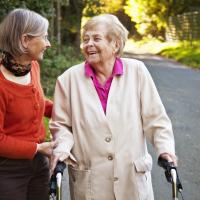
158,41,200,69
1,1,200,137
41,42,83,97
0,1,200,72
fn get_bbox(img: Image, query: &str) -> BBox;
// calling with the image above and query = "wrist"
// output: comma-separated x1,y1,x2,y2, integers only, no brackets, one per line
36,143,40,152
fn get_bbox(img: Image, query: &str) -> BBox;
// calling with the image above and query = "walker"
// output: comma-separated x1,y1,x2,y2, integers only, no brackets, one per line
50,161,66,200
158,157,184,200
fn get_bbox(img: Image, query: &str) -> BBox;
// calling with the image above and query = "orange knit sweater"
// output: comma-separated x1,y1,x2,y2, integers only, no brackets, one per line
0,61,52,159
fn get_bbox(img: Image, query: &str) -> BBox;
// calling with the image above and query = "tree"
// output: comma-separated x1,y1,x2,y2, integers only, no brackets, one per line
56,0,61,54
0,0,21,21
83,0,137,37
124,0,170,38
61,0,85,49
0,0,137,50
124,0,200,39
65,0,126,49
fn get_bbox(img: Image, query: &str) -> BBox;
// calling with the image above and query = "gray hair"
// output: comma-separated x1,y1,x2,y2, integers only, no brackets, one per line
0,8,49,57
81,14,128,56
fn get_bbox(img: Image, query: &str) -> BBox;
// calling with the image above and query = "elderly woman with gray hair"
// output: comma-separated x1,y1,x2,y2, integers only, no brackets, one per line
50,14,177,200
0,9,56,200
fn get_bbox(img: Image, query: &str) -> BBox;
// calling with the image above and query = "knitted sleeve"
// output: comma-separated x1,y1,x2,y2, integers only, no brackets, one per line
0,88,37,159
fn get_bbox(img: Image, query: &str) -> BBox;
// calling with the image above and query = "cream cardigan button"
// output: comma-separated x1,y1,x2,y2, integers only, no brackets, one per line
105,137,111,142
113,177,118,181
108,155,113,160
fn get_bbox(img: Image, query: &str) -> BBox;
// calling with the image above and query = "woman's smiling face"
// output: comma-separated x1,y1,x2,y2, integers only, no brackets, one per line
24,32,51,61
82,24,117,67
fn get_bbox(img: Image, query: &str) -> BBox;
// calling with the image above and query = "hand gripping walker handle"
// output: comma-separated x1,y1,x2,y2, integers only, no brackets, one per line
54,161,66,175
49,161,66,197
158,157,183,192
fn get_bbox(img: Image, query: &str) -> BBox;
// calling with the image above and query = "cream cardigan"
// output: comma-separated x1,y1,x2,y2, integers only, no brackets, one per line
50,58,175,200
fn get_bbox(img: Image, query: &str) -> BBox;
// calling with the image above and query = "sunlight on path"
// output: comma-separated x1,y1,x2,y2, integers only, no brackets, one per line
124,39,178,54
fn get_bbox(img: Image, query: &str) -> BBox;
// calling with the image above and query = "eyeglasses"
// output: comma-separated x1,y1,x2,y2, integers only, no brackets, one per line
27,34,49,42
40,35,49,42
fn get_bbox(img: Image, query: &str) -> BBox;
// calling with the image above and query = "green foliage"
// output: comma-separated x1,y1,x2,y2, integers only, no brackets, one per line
158,41,200,69
44,117,51,141
83,0,123,16
124,0,171,38
83,0,102,16
0,0,19,21
41,43,83,141
124,0,200,39
0,0,53,21
41,42,83,97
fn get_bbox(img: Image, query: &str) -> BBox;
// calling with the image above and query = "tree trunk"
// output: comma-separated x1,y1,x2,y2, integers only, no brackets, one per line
69,0,84,50
57,0,61,54
50,0,55,41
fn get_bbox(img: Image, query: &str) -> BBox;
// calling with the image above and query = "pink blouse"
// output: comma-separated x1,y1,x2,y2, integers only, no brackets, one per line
85,58,123,113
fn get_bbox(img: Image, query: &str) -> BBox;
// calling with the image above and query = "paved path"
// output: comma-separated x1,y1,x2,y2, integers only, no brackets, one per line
62,53,200,200
125,53,200,200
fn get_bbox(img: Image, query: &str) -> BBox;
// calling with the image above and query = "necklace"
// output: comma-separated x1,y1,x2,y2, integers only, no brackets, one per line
0,51,31,77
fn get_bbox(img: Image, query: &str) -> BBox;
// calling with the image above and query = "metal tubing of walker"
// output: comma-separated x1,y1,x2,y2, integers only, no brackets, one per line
56,173,62,200
171,168,178,200
57,187,61,200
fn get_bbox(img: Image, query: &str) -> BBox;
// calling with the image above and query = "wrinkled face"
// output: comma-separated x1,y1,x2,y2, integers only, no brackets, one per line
25,32,51,61
82,24,118,67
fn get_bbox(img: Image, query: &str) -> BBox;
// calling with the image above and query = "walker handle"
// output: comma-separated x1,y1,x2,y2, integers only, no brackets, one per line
49,161,66,196
158,156,183,191
54,161,66,175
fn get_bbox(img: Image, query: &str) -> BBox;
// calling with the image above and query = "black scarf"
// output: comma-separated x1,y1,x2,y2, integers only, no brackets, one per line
0,51,31,77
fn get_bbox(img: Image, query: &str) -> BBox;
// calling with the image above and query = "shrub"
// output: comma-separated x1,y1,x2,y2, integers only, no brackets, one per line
41,43,83,97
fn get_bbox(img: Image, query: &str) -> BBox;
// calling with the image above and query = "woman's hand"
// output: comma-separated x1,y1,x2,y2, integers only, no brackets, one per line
50,152,77,176
159,152,178,167
50,153,70,175
37,141,57,157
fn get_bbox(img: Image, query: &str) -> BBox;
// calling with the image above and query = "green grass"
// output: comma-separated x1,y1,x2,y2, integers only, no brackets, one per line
44,117,51,141
125,38,200,69
158,41,200,69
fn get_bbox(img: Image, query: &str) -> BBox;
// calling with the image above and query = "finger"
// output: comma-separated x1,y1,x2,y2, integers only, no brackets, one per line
161,153,178,166
50,156,59,174
166,154,178,166
171,155,178,167
69,159,78,168
59,153,69,162
50,141,57,148
46,149,53,158
166,154,173,162
49,156,54,177
160,153,171,163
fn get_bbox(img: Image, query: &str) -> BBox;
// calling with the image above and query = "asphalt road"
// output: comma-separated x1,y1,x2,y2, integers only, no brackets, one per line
126,53,200,200
61,53,200,200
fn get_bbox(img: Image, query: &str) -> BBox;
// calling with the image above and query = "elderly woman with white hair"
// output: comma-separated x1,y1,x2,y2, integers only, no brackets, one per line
50,14,177,200
0,8,56,200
